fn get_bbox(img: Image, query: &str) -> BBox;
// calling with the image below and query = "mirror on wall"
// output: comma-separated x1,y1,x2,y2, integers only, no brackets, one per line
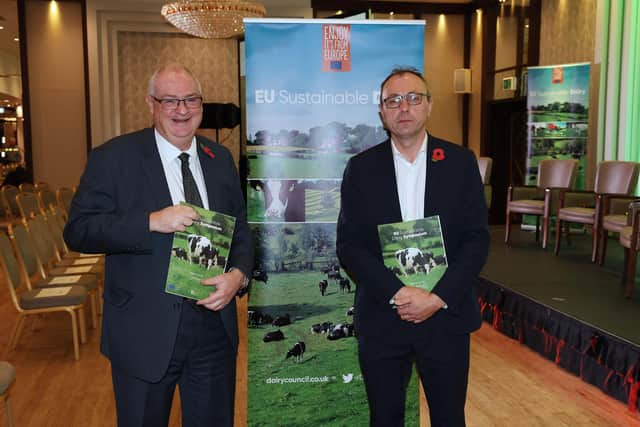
0,0,23,182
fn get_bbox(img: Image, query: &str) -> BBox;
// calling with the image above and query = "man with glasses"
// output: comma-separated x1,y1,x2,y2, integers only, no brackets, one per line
337,67,489,426
64,63,253,426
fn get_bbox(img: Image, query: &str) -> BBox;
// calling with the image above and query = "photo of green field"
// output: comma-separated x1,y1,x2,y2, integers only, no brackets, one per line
165,206,235,300
247,270,420,427
247,146,351,179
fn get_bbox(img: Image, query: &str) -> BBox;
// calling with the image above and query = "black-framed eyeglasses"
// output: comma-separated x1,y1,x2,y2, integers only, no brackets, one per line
151,95,203,111
382,92,429,109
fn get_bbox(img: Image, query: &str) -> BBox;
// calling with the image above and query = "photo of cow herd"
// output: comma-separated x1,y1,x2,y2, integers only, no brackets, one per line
165,208,235,300
247,179,341,223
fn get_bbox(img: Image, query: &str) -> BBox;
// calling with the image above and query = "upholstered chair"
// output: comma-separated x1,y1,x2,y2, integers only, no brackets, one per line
554,161,639,262
505,159,578,249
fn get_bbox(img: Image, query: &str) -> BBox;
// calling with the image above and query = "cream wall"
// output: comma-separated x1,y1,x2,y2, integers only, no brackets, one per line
423,13,465,145
539,0,597,186
25,0,87,189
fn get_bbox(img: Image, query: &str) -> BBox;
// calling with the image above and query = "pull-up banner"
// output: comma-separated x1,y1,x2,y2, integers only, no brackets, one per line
244,18,425,426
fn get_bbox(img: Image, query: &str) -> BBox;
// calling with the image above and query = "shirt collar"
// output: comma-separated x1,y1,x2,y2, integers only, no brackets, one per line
391,133,428,164
154,129,198,161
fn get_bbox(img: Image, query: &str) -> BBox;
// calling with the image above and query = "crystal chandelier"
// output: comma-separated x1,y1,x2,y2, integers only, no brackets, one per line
161,0,266,39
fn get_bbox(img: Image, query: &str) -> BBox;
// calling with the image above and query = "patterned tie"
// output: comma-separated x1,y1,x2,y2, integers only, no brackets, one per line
178,153,204,208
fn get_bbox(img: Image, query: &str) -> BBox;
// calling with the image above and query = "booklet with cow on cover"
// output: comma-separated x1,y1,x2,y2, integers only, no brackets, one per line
165,203,236,300
377,215,448,292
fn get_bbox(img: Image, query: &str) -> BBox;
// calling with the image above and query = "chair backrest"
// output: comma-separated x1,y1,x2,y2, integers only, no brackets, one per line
1,185,20,218
47,205,70,254
9,222,46,284
0,232,25,311
18,183,35,193
594,161,640,195
26,215,60,266
38,189,58,210
477,157,493,185
16,191,41,219
57,187,75,215
537,159,578,189
34,182,50,192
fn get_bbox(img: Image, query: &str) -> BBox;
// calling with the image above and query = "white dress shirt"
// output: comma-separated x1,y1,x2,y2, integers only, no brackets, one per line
391,134,428,221
155,130,210,210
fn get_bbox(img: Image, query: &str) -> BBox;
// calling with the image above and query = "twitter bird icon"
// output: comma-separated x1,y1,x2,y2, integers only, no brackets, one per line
342,373,354,384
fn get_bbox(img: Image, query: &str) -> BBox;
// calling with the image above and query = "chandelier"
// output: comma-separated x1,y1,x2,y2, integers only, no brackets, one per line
161,0,266,39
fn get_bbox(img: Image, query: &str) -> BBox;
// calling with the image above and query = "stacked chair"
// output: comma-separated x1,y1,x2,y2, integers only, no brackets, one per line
553,161,640,262
0,361,15,427
505,159,578,249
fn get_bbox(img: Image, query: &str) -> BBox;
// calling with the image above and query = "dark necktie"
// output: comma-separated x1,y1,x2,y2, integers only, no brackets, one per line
178,153,204,208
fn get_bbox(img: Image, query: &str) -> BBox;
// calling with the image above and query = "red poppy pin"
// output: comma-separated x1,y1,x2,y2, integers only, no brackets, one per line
431,148,445,162
199,142,215,159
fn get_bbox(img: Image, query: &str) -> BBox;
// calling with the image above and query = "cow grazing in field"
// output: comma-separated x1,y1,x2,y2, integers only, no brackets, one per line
263,330,285,342
272,314,291,327
346,306,355,316
319,279,328,296
171,247,187,261
433,254,446,267
395,248,436,275
327,323,355,341
321,263,340,274
248,310,273,327
187,235,219,269
252,269,269,284
339,278,351,293
286,341,306,362
310,322,333,334
327,270,343,282
261,179,305,222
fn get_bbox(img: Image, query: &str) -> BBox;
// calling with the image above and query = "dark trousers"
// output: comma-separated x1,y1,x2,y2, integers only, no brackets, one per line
358,329,470,427
111,301,236,427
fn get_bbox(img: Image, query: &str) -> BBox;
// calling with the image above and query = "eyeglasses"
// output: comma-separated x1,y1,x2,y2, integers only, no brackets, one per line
151,95,203,111
382,92,430,109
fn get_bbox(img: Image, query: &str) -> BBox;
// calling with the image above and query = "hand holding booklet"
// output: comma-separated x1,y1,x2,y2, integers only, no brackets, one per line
378,215,448,293
165,203,236,300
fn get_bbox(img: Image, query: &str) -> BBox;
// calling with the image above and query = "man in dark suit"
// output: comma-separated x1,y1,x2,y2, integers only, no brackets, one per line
64,63,254,427
336,67,489,427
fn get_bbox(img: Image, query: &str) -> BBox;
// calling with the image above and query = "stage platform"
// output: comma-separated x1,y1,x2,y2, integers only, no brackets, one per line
478,226,640,411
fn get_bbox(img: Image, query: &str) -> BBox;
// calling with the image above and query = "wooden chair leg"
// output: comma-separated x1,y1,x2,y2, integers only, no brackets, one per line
7,315,26,354
542,216,550,249
591,223,599,263
554,219,562,254
624,248,637,299
3,393,14,427
78,307,87,344
598,230,609,265
505,209,511,243
90,291,98,329
535,216,540,242
68,309,80,361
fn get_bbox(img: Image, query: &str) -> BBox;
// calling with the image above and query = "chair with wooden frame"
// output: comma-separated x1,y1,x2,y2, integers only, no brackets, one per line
505,159,578,249
56,187,75,219
554,161,639,262
599,198,640,265
0,230,88,360
620,200,640,298
0,361,15,427
0,185,20,220
16,191,42,220
12,220,100,330
18,183,35,193
477,156,493,208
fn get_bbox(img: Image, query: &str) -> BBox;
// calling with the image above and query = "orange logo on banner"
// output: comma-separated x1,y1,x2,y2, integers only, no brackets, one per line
322,24,351,72
551,67,564,84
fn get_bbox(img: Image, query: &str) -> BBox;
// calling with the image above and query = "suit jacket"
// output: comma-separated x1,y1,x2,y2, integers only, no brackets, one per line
64,128,254,382
336,136,489,341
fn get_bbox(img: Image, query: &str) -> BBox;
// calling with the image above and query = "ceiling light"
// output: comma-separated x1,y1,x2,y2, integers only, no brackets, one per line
161,0,266,39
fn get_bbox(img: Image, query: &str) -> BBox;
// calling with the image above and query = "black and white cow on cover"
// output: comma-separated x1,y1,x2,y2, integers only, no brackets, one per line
394,247,436,275
187,234,219,269
286,341,306,362
171,247,188,261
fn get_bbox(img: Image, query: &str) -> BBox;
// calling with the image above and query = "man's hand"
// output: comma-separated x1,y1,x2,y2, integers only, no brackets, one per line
197,269,245,311
393,286,446,323
149,205,199,233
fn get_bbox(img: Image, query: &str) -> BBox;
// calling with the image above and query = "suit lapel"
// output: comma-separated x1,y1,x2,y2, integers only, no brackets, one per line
424,135,440,218
140,129,173,209
379,140,403,222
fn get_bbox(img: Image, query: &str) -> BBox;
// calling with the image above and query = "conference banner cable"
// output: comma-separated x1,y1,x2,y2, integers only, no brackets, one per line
244,18,425,426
